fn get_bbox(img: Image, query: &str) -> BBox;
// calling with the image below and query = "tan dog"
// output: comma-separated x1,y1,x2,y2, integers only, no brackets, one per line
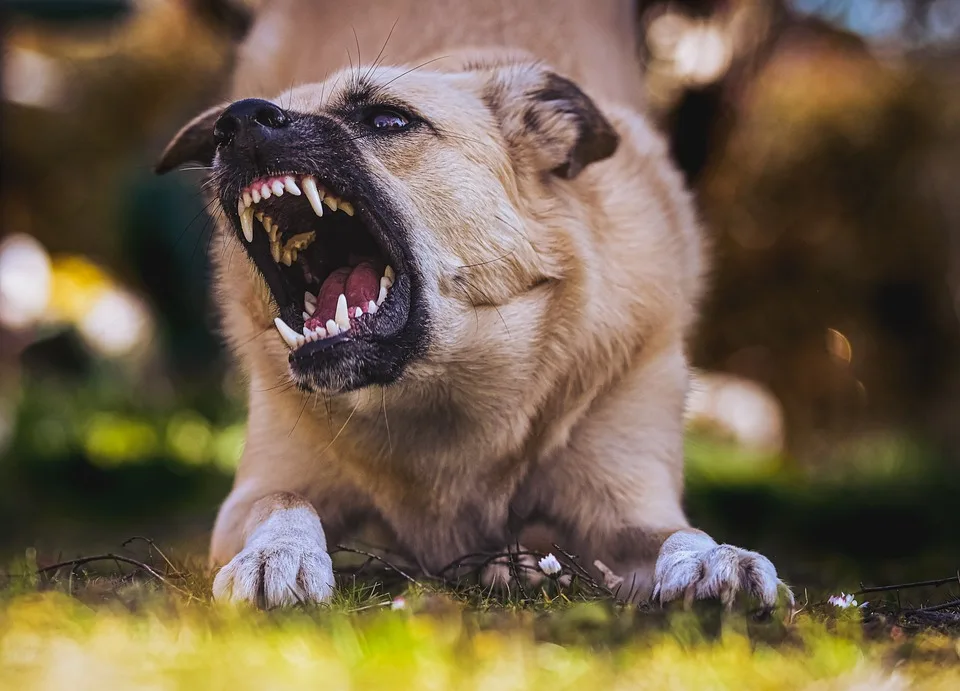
157,0,791,608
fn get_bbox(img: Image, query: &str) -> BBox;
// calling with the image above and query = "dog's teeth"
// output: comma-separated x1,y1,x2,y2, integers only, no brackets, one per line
255,211,264,222
271,180,284,196
340,201,354,216
261,183,272,200
377,283,388,305
240,206,255,242
326,319,340,336
265,218,278,243
354,307,362,318
304,291,317,313
270,240,281,263
366,300,378,314
335,293,350,328
384,265,395,282
323,195,338,212
237,198,245,217
313,326,327,339
274,317,300,349
302,311,312,321
251,187,261,204
283,176,302,195
242,191,253,208
302,326,316,341
302,176,325,217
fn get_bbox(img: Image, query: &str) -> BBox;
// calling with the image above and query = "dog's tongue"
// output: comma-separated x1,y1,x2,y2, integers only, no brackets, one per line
315,261,380,319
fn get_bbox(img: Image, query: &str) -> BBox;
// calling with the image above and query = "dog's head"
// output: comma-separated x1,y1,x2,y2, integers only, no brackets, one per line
158,55,619,393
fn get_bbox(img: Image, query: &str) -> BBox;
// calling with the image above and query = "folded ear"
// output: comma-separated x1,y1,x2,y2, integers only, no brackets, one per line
155,104,225,174
484,64,619,179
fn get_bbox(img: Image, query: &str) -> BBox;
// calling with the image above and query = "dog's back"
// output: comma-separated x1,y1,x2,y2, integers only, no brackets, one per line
233,0,646,108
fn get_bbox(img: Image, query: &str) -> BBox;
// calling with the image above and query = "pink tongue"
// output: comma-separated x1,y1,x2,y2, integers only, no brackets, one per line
314,262,380,322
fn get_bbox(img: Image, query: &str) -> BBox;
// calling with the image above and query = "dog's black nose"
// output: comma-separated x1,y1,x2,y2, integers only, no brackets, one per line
213,98,289,147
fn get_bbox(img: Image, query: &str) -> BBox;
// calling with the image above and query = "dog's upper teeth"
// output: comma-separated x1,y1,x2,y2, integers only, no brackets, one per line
304,291,317,313
302,311,312,322
242,191,253,208
340,201,354,216
335,293,351,330
260,183,272,200
274,317,302,349
377,283,388,305
384,265,395,282
240,206,254,243
301,176,325,217
251,187,261,204
284,176,302,196
323,195,338,212
271,180,285,196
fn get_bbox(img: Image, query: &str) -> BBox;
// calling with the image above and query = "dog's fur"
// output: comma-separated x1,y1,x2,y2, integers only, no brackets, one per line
159,0,790,607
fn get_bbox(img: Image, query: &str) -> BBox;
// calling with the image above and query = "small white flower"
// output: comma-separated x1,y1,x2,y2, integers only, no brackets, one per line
538,553,562,576
390,596,406,610
827,592,858,609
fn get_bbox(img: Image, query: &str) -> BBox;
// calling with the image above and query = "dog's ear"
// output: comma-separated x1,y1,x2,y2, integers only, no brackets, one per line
155,104,225,174
484,64,619,179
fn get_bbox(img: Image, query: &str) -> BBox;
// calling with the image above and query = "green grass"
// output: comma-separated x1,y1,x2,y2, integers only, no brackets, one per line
1,558,958,691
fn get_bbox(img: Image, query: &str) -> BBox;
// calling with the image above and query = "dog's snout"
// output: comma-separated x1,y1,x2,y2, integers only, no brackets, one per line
214,98,289,147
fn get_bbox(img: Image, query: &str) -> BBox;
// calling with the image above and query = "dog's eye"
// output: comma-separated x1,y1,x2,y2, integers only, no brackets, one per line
362,109,410,132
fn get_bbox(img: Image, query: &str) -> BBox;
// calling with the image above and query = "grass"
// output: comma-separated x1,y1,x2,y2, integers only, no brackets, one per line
1,548,958,691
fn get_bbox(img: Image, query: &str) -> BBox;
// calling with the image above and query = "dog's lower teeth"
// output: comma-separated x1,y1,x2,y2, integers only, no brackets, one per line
354,307,362,318
326,319,340,336
367,300,378,314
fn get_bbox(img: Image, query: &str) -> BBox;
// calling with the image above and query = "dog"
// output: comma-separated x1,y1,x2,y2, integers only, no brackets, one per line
156,0,791,609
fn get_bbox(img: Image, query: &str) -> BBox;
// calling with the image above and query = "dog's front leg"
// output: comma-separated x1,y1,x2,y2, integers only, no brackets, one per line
540,343,792,609
211,492,335,607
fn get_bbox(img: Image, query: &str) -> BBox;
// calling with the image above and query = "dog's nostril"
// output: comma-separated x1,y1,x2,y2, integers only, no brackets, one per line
214,98,289,147
253,104,288,129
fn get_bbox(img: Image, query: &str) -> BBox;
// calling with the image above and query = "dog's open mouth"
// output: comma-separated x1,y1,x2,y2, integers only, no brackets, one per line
231,174,403,352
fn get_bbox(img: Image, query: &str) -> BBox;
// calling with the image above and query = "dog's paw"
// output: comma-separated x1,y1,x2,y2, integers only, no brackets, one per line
480,546,544,590
212,538,335,608
212,505,334,608
652,532,793,610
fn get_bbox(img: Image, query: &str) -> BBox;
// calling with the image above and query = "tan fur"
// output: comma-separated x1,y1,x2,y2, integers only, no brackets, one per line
168,0,788,606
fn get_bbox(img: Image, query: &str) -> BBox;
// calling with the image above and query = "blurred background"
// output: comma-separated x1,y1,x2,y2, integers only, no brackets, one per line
1,0,958,590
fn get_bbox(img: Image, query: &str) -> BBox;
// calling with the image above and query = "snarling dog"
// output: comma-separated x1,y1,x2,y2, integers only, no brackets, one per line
157,7,791,610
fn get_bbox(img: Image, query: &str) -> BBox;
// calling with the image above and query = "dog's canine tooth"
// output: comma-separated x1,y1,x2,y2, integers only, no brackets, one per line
242,191,253,208
251,187,261,204
366,300,378,314
323,195,338,212
274,317,300,349
325,319,340,336
377,283,388,305
335,293,350,329
283,176,302,196
302,176,325,217
384,265,395,282
271,180,285,196
240,206,255,243
237,198,245,217
340,201,354,216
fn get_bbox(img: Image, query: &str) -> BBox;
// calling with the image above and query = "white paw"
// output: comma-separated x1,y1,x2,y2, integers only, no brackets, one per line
479,546,545,590
212,507,335,608
652,532,793,609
